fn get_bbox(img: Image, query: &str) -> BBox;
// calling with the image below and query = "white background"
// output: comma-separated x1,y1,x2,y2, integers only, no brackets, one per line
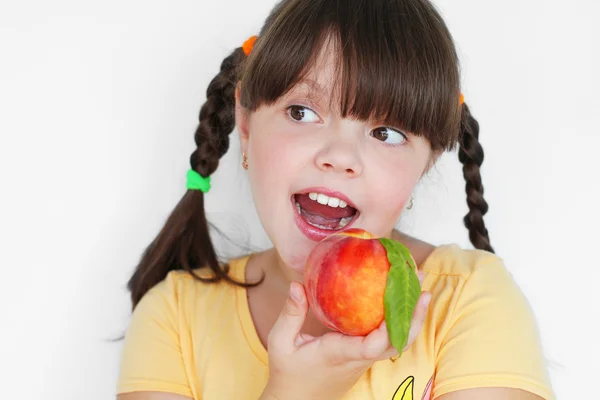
1,0,598,399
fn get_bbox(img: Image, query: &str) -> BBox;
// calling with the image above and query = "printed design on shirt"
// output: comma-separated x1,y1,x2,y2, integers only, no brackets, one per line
391,375,433,400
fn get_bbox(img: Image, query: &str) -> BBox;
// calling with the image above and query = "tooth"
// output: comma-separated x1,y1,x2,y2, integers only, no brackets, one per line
327,197,340,207
339,200,347,208
338,216,351,228
317,193,329,205
306,220,332,230
308,192,318,201
295,201,301,214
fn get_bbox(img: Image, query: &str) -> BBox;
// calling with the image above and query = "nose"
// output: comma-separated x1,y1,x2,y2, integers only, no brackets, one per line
314,136,364,177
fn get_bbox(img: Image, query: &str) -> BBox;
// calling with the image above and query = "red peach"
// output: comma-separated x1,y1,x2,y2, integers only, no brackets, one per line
303,228,392,336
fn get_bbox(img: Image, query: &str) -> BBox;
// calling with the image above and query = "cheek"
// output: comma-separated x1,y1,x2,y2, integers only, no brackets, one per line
246,122,308,212
365,153,425,222
248,128,283,181
376,173,414,213
247,123,313,189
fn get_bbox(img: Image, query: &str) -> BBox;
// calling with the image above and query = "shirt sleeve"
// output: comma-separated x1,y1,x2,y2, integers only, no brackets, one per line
433,258,555,400
117,272,194,398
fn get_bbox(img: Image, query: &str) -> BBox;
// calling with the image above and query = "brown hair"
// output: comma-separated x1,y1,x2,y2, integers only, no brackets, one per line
127,0,494,310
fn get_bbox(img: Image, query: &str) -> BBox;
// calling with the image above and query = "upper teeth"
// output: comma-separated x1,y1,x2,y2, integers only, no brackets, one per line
308,192,348,208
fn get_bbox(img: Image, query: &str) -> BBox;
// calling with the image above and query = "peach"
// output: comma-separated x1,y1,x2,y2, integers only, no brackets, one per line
304,228,421,348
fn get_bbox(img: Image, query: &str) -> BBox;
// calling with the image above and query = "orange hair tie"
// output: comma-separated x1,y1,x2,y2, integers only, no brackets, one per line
459,93,465,105
242,35,258,56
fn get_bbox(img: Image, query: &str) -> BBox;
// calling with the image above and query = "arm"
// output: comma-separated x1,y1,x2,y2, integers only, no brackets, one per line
436,387,545,400
116,272,195,399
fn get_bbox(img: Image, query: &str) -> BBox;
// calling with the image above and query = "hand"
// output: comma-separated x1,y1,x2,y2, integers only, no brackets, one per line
260,272,431,400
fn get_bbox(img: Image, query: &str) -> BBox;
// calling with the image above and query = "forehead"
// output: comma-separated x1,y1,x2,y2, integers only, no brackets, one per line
285,39,344,105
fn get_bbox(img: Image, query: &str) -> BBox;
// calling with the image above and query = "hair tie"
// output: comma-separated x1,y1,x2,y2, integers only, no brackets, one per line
459,93,465,105
186,169,211,193
242,35,258,56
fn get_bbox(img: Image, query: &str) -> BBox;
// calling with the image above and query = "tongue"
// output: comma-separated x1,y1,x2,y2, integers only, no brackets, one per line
295,194,356,219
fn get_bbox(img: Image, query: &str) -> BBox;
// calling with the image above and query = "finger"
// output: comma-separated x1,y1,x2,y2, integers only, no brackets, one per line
418,270,425,286
268,281,309,351
360,321,394,360
295,332,317,347
318,332,370,364
318,320,389,364
402,291,431,352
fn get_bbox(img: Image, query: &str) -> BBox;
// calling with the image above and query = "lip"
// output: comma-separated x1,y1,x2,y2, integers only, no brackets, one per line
291,189,360,242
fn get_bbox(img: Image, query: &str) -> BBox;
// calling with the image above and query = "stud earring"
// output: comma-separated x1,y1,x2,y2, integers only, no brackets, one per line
407,195,414,210
242,152,248,170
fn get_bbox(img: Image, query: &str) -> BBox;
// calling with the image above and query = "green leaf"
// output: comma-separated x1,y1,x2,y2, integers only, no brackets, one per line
379,237,421,357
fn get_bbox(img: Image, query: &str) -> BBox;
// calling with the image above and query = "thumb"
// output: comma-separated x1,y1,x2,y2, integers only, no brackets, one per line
268,281,308,350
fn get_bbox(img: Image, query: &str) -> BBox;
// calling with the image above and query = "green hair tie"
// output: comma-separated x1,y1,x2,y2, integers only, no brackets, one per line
186,169,211,193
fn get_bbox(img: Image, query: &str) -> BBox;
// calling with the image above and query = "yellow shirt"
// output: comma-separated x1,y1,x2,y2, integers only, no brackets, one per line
117,244,555,400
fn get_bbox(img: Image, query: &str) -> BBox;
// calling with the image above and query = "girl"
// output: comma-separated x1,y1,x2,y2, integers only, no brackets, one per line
117,0,554,399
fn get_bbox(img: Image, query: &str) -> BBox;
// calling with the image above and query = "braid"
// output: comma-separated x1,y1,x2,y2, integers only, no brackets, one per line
191,48,245,176
457,103,494,253
127,46,260,310
179,46,251,283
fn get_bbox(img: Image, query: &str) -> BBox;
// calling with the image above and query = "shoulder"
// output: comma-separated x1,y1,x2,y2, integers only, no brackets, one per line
419,243,530,337
136,255,253,319
420,243,523,315
392,230,510,290
392,230,500,276
422,243,503,279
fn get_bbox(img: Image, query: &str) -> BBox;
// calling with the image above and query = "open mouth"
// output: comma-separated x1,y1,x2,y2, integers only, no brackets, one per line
292,190,360,241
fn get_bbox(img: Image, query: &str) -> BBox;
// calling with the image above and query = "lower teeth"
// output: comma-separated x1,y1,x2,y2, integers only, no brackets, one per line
337,217,352,229
295,202,353,230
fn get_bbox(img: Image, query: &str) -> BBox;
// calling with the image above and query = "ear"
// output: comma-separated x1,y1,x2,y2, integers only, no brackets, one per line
235,85,250,154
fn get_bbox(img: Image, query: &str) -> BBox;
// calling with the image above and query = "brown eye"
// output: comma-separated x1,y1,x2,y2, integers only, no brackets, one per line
290,106,306,121
372,127,389,141
287,105,319,123
370,127,407,145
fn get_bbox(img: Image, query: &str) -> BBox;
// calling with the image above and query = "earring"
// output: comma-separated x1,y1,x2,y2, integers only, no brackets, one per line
407,195,414,210
242,152,248,170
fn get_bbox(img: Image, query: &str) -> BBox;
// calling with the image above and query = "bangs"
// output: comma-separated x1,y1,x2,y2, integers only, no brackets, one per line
239,0,462,151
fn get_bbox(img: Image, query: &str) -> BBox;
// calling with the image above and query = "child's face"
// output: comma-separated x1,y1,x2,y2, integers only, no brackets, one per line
236,45,435,276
